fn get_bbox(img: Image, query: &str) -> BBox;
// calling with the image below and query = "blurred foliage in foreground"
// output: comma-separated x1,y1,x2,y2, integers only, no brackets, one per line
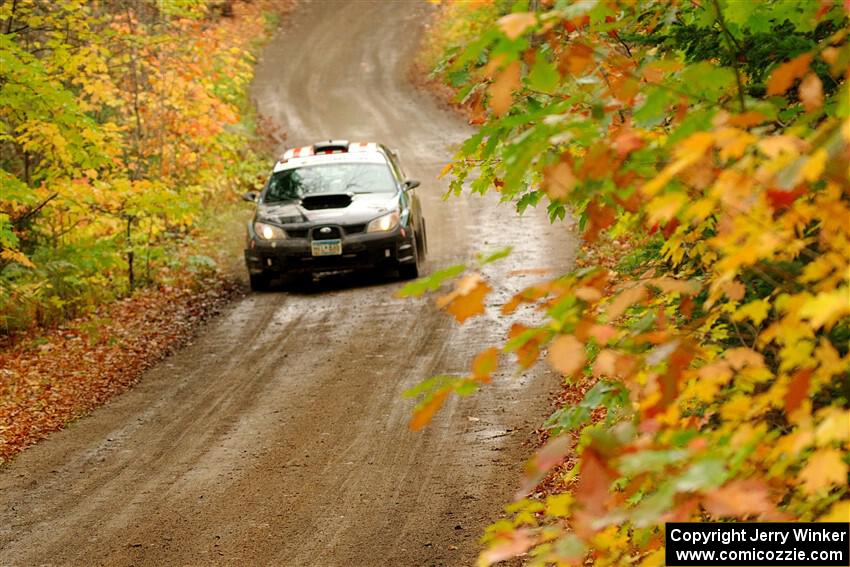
408,0,850,565
0,0,277,332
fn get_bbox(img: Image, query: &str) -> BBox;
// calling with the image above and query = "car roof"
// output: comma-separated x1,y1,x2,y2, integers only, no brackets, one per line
272,140,391,173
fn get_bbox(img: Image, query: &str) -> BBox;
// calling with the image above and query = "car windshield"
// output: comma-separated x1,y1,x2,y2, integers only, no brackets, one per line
264,163,397,202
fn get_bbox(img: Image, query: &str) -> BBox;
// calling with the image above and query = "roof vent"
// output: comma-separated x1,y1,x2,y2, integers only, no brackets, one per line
312,140,350,153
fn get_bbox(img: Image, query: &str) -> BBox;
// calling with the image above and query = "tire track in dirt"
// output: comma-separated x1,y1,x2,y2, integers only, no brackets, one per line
0,1,576,565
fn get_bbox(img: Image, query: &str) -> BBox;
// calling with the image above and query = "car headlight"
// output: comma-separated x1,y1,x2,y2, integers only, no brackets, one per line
367,211,400,233
253,221,286,240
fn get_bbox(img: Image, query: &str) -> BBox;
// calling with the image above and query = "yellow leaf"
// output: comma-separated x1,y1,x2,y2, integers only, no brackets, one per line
0,249,35,269
498,12,536,40
815,408,850,447
642,133,714,196
733,299,771,326
721,394,752,422
799,288,850,329
757,135,805,159
547,334,586,377
818,500,850,522
647,192,688,225
799,148,828,183
715,127,756,161
640,549,665,567
545,493,573,517
800,448,848,494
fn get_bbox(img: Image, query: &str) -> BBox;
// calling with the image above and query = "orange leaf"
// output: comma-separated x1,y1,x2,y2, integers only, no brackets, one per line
502,283,551,314
605,284,647,321
593,349,619,378
508,323,544,368
800,448,848,494
559,42,594,76
488,60,521,116
437,273,492,323
799,73,824,111
704,480,776,518
766,53,813,96
585,200,617,242
784,368,813,415
547,334,586,377
648,277,700,295
614,128,645,158
588,324,617,344
498,12,536,40
727,111,769,128
479,529,536,567
721,280,746,301
517,434,574,497
649,344,694,417
575,447,617,518
472,347,500,383
543,158,576,200
409,387,450,431
725,347,764,369
574,286,603,303
766,186,807,211
579,145,616,181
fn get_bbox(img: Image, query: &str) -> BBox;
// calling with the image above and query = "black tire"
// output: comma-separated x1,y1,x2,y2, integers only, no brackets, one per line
399,235,421,280
249,271,271,292
284,272,312,290
421,218,428,256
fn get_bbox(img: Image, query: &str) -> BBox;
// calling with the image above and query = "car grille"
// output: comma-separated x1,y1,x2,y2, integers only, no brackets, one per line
344,223,366,234
285,228,309,238
285,224,366,239
311,226,342,239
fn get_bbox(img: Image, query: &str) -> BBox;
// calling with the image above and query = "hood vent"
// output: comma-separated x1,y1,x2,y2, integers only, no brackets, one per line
300,193,352,210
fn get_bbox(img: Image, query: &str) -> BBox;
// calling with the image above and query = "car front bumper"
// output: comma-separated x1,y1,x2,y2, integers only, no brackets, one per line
244,228,416,275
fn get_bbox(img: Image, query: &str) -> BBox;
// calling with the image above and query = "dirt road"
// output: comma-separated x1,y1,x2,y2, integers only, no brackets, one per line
0,1,575,565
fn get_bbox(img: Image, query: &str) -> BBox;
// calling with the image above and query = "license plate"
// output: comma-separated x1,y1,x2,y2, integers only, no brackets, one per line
311,239,342,256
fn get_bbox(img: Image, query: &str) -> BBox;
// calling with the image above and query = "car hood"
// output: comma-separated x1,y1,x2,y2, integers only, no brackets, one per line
256,192,400,225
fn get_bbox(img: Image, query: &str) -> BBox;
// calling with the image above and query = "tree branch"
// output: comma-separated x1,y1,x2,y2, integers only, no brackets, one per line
711,0,746,112
12,193,58,227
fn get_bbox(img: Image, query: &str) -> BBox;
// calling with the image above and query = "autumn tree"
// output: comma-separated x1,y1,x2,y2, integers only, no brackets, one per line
0,0,269,330
407,1,850,564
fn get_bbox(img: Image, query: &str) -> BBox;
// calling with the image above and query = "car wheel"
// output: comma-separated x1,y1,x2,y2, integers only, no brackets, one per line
399,236,420,280
249,271,271,292
285,272,312,290
421,219,428,256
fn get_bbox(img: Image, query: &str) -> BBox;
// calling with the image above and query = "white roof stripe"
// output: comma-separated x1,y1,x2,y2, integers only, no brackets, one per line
272,151,388,173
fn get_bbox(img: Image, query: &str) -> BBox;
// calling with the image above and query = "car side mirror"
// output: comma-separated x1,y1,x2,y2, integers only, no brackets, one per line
403,179,420,191
242,191,259,203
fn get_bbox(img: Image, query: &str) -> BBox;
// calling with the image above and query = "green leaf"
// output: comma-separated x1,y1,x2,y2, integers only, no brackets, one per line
476,246,513,266
674,458,728,492
527,57,560,94
397,264,466,297
633,87,672,128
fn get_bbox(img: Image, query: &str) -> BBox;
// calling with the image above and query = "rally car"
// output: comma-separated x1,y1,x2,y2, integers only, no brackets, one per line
242,140,427,291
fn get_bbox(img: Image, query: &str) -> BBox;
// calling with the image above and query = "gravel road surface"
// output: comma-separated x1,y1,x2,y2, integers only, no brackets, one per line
0,1,576,565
